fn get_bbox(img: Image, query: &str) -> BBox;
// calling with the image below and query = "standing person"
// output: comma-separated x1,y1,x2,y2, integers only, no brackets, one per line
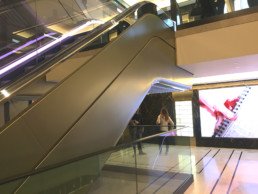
156,108,175,154
129,109,146,155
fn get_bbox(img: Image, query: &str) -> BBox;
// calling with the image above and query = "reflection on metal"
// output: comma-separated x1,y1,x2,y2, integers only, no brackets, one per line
149,78,191,94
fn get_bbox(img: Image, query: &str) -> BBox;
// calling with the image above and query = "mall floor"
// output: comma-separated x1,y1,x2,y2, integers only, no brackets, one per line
88,144,258,194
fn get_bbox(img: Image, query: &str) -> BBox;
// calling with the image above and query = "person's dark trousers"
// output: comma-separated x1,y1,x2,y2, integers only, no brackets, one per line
136,132,143,153
129,128,144,154
159,136,169,154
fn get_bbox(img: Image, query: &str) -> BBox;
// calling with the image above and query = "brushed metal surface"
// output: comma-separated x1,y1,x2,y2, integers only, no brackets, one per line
0,14,191,180
39,36,192,168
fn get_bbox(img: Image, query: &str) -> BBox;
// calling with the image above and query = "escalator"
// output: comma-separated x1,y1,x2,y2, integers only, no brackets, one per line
0,1,192,193
0,0,125,86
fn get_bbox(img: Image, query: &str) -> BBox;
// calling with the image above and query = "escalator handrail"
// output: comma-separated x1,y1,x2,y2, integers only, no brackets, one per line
0,1,152,104
0,125,188,185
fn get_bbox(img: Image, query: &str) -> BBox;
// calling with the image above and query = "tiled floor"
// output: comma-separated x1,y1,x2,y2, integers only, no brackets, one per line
88,144,258,194
187,147,258,194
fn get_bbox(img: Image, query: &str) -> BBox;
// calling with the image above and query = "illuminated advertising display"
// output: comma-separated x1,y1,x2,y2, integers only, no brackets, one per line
199,85,258,138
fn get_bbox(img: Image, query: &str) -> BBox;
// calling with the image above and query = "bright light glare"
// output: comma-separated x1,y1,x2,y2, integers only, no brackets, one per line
117,8,123,13
1,89,10,97
234,0,249,11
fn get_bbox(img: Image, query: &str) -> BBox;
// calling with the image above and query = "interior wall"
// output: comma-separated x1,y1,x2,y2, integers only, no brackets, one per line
177,19,258,65
175,11,258,77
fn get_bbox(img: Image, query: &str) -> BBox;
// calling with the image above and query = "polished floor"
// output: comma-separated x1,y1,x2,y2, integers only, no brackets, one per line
88,144,258,194
186,146,258,194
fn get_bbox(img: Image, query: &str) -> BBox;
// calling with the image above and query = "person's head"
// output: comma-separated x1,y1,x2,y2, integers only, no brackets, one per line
160,107,169,120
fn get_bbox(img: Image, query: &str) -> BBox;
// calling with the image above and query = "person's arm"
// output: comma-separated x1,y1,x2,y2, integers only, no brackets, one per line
169,117,175,128
156,115,161,125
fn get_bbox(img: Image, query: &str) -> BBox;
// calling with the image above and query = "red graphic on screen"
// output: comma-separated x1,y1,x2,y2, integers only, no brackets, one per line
199,97,239,136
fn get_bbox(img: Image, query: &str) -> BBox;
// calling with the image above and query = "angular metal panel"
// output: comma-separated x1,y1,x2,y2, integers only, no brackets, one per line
0,14,191,180
39,37,192,167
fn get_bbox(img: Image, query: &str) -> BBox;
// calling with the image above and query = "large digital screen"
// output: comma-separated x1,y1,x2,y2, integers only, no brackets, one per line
199,85,258,138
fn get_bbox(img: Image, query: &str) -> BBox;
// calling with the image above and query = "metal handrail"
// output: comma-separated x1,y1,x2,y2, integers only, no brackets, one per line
0,125,187,185
0,1,150,104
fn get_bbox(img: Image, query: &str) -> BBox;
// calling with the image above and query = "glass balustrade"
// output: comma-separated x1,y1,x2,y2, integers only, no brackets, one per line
0,1,147,129
0,126,193,194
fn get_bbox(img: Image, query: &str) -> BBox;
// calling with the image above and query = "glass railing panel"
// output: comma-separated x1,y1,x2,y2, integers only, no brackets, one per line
0,0,124,71
0,0,41,66
0,11,104,79
29,0,127,25
0,154,104,193
88,150,138,194
114,125,192,193
137,138,192,193
176,0,258,25
121,0,255,27
0,2,157,130
0,0,175,132
0,127,192,194
0,144,137,193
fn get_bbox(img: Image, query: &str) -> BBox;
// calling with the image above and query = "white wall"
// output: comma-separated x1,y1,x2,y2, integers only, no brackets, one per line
176,11,258,78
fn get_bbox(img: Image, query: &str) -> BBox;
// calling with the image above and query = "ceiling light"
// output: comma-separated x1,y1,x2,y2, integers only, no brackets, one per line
1,89,10,97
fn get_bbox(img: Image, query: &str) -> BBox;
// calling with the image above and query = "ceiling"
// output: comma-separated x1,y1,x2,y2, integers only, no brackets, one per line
180,55,258,85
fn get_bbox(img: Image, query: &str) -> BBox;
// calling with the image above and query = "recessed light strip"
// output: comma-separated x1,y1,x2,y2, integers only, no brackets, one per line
0,20,103,76
0,32,55,61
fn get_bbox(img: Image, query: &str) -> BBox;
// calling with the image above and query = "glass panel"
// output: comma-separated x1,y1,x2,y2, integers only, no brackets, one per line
0,126,192,194
136,129,192,193
114,124,193,193
175,0,256,25
0,1,177,130
0,0,141,129
117,0,257,26
0,154,106,193
0,0,126,81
